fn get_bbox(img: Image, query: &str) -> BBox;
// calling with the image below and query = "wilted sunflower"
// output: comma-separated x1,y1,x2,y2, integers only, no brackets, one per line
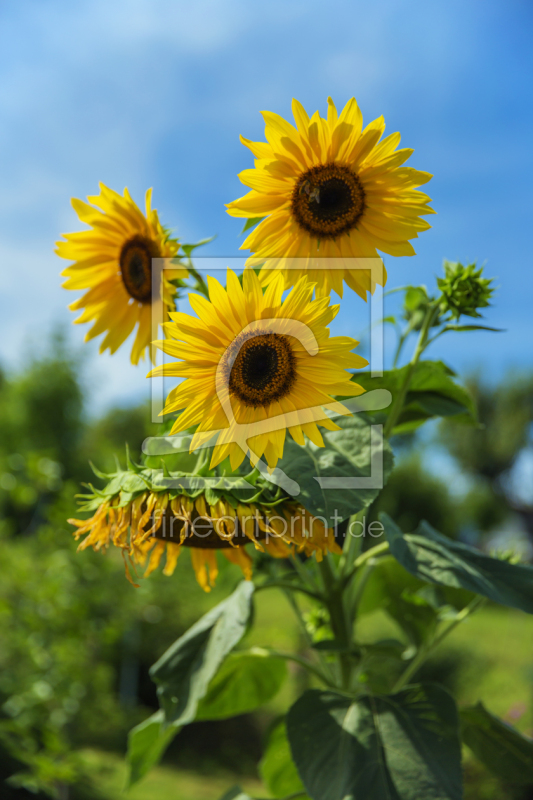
69,468,340,591
226,97,435,298
57,183,188,364
148,269,367,471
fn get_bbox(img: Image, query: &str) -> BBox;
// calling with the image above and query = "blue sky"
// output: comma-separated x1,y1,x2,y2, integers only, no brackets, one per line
0,0,532,413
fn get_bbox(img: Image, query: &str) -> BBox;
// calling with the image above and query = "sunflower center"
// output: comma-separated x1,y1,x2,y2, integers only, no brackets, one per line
291,163,365,239
227,333,296,408
119,235,160,302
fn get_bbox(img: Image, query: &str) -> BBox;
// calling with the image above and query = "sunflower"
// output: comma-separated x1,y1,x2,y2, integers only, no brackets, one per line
57,183,188,364
148,269,367,471
226,97,435,299
69,486,340,592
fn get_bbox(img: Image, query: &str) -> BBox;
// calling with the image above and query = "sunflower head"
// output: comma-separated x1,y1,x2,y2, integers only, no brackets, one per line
226,97,435,299
57,183,188,364
68,463,341,591
148,268,367,472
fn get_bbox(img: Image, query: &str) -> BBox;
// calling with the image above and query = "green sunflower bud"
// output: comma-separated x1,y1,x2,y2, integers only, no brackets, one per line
437,260,494,320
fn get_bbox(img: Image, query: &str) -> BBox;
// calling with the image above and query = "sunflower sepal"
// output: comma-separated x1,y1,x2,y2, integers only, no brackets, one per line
68,457,342,591
88,460,110,480
240,216,266,235
125,444,143,474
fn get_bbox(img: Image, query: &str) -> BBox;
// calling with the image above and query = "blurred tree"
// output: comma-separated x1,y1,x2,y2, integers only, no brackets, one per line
79,403,159,475
439,374,533,537
369,453,459,538
0,331,227,796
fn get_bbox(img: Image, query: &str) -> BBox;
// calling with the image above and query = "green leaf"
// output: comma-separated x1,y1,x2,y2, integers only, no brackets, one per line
240,216,266,234
260,720,308,799
461,702,533,786
358,556,473,654
180,236,215,257
381,514,533,614
126,711,179,788
442,324,503,333
196,651,286,720
287,684,462,800
277,413,394,522
126,648,283,786
358,556,438,646
356,361,476,434
150,581,254,725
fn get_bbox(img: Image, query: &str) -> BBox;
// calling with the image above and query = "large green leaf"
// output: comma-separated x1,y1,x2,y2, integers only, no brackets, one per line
260,720,308,799
277,413,394,522
461,702,533,786
358,556,440,647
196,651,286,720
150,581,254,724
356,361,476,434
126,649,282,787
287,685,462,800
381,515,533,614
126,711,179,788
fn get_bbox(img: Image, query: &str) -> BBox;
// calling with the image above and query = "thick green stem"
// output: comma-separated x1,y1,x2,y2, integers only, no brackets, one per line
318,557,353,690
384,302,440,438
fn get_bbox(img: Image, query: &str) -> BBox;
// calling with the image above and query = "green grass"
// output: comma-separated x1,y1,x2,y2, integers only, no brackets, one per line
358,604,533,732
79,749,264,800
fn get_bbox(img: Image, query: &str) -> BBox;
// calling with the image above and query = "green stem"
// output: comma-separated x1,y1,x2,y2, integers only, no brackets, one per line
289,553,320,594
192,447,210,475
391,596,486,693
280,588,338,685
318,557,353,690
338,511,364,577
187,265,209,297
349,559,376,616
392,329,408,369
251,647,337,689
384,302,440,439
342,541,390,588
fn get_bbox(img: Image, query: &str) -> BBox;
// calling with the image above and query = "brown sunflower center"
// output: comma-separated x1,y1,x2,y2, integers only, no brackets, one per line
151,506,269,549
119,235,160,302
227,333,296,408
291,163,365,239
